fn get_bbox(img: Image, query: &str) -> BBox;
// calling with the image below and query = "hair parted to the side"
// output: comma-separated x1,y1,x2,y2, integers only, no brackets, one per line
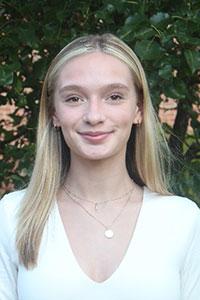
16,33,172,269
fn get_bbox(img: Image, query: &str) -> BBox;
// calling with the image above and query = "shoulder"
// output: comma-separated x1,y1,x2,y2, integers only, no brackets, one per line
0,190,26,230
144,187,200,229
0,189,26,214
0,190,25,266
144,187,199,213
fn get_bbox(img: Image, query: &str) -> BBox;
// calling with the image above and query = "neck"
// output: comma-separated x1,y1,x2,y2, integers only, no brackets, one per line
64,153,135,202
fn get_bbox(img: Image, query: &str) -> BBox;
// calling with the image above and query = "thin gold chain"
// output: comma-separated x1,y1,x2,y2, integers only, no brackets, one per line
64,183,134,205
62,185,134,231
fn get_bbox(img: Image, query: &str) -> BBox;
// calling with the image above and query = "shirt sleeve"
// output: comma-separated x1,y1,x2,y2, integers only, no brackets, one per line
0,195,18,300
181,206,200,300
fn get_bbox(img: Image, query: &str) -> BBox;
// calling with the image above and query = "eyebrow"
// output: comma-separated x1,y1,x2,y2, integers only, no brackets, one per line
58,83,129,95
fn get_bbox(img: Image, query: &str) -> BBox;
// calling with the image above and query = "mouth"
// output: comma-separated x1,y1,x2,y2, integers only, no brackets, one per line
78,131,114,142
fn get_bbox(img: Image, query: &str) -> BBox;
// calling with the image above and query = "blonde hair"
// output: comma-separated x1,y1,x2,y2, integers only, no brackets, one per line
16,33,171,268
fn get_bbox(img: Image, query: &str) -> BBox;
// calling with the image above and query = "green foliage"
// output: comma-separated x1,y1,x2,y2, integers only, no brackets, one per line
0,0,200,204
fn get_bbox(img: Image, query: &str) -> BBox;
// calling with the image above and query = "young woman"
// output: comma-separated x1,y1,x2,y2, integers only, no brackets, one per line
0,34,200,300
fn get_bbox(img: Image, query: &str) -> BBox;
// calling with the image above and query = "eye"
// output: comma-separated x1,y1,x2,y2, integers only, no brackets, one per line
64,96,84,104
110,94,122,100
107,93,124,103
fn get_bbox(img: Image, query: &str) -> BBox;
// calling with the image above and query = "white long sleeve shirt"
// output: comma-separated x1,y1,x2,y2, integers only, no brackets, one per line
0,187,200,300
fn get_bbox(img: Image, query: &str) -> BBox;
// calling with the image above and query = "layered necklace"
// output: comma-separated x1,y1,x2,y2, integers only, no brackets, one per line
62,184,134,239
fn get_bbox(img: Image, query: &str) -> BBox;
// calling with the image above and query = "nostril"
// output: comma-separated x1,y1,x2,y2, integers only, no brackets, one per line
83,116,105,125
83,111,105,125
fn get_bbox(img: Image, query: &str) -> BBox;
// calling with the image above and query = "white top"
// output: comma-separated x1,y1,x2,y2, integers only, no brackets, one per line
0,187,200,300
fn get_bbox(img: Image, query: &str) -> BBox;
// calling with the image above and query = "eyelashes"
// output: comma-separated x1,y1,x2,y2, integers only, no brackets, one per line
64,96,83,103
108,94,124,102
63,93,125,105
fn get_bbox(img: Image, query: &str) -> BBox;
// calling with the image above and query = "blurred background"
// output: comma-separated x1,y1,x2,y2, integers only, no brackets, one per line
0,0,199,204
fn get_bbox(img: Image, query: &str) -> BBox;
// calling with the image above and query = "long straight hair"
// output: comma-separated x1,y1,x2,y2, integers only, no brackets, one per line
16,33,171,268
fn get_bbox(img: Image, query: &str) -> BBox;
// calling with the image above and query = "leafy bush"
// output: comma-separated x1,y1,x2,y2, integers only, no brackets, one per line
0,0,199,204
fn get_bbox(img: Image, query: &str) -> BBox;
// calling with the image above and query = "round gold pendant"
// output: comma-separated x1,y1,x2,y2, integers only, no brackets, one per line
104,229,114,239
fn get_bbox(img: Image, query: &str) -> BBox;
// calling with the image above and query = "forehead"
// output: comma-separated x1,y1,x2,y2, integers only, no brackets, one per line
57,52,134,89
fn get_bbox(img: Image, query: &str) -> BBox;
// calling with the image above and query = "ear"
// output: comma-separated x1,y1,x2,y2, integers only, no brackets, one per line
133,105,143,125
52,113,61,128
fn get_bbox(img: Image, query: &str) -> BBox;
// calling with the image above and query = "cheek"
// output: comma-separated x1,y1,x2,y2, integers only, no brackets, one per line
54,107,77,126
117,110,136,127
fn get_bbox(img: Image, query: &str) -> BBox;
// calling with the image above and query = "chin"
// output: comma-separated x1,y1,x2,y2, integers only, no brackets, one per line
72,148,112,161
79,148,123,162
83,153,112,161
71,143,125,162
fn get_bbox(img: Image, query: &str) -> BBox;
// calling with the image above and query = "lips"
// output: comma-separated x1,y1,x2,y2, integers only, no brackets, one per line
78,130,113,142
80,131,112,136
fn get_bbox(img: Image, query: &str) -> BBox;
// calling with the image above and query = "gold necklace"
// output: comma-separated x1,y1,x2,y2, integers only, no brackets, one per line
62,185,134,239
64,183,134,211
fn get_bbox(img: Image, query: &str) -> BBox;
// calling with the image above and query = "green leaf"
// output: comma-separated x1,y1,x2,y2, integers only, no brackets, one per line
134,40,164,60
13,76,23,94
184,50,200,74
134,27,155,40
106,4,115,13
16,95,27,107
187,37,200,46
150,12,169,24
18,26,38,48
0,67,13,85
158,65,173,79
164,80,188,99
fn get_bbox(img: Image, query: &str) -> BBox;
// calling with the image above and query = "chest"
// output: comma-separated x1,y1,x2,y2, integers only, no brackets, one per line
17,196,188,300
58,199,142,282
17,210,182,300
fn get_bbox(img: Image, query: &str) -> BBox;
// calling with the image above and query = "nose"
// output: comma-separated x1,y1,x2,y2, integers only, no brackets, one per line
83,99,105,125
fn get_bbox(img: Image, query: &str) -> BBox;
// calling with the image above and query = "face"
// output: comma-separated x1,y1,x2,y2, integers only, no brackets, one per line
53,52,142,162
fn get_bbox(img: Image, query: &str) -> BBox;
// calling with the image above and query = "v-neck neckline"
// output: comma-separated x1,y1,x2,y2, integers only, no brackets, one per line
54,186,148,284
